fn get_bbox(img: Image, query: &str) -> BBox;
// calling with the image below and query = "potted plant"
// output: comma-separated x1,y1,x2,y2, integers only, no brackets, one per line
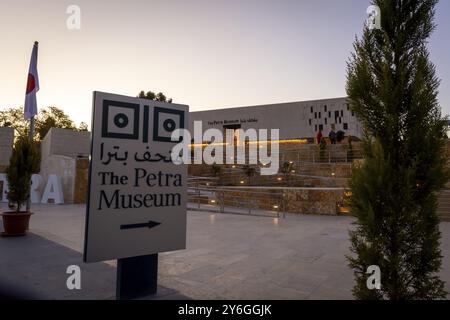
1,137,40,236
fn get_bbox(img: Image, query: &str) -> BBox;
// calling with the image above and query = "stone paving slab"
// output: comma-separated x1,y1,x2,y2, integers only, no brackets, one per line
1,203,449,300
0,231,115,299
0,225,188,300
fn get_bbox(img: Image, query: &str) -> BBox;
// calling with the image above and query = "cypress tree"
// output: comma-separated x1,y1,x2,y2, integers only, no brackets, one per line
347,0,449,299
6,137,40,212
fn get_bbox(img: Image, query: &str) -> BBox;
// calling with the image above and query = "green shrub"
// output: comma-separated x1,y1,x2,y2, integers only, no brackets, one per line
6,137,40,212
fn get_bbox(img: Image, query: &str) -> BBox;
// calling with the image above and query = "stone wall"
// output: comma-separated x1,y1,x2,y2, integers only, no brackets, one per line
40,128,91,203
282,188,345,215
188,142,356,188
39,156,89,204
41,128,90,158
74,158,89,204
189,163,352,188
297,163,352,178
217,187,345,216
39,154,76,203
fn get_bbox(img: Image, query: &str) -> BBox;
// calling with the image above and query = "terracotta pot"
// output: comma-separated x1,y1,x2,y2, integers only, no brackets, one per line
1,212,33,237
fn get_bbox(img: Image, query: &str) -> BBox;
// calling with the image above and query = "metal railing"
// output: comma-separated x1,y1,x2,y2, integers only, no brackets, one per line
280,147,363,164
189,147,364,166
189,163,351,188
187,186,285,218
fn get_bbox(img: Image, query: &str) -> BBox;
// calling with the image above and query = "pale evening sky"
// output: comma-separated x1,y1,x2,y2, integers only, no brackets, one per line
0,0,449,127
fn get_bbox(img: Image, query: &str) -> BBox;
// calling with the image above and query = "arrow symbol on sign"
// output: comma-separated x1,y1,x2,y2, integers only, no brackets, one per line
120,221,161,230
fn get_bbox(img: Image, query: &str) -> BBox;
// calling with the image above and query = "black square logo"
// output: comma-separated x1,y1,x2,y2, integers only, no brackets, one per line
153,107,185,143
101,100,140,140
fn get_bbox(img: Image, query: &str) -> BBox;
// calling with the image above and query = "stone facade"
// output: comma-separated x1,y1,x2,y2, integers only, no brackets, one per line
39,154,76,203
189,97,364,140
74,158,89,204
296,163,352,179
40,128,90,203
41,128,90,158
282,188,345,215
216,187,346,216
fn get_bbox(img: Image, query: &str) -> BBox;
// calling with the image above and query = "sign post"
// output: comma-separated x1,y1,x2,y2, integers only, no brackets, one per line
84,91,188,299
116,254,158,299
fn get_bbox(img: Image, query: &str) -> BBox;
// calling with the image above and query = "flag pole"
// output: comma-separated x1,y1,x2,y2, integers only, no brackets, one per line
26,116,34,212
25,40,38,213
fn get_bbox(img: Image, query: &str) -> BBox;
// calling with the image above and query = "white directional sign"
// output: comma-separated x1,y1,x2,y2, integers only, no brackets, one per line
84,91,188,263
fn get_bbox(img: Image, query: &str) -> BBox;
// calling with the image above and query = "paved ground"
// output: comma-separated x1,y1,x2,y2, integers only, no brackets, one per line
1,203,449,299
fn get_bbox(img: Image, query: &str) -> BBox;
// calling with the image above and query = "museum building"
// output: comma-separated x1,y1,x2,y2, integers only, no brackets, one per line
189,97,364,143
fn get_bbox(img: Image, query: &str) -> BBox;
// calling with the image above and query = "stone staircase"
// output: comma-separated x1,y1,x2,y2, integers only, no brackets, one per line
438,190,450,222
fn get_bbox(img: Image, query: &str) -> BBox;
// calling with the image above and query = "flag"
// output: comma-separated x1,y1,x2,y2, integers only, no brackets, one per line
24,41,39,120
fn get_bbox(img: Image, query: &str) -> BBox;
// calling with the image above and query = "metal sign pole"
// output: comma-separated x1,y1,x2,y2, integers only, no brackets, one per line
116,253,158,300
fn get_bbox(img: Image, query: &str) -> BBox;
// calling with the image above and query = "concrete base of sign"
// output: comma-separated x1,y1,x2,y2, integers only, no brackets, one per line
116,254,158,300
